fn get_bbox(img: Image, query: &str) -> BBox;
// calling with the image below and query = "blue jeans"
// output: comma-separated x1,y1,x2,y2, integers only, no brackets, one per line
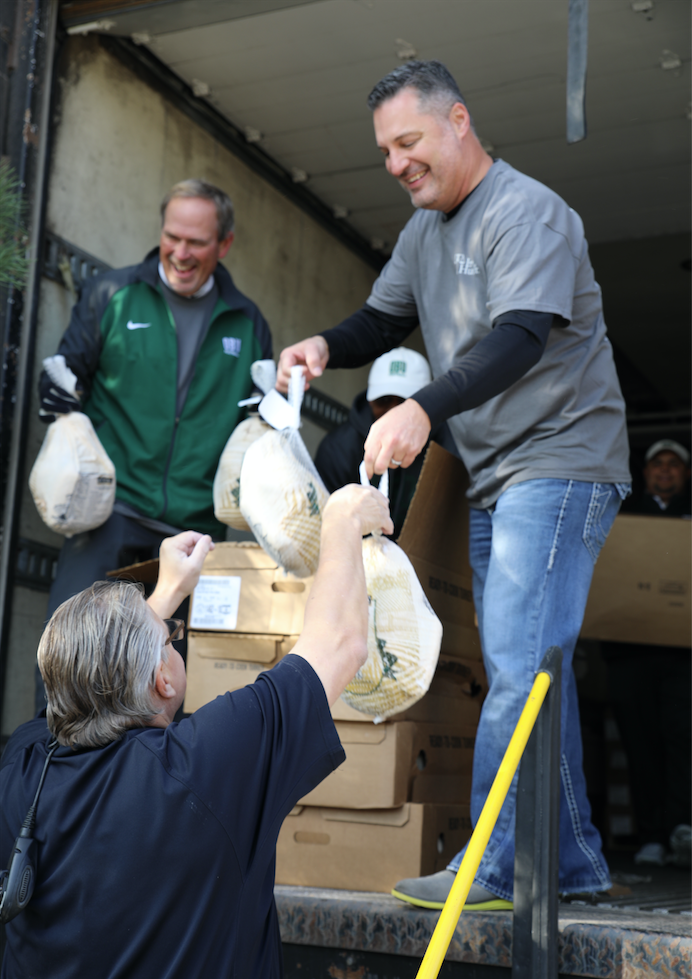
447,479,630,899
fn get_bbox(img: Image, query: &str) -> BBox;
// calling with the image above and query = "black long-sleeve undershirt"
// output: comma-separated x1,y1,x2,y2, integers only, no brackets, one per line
319,306,559,430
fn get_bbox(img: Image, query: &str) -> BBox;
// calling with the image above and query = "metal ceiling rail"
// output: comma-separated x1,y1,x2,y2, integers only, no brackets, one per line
99,34,386,274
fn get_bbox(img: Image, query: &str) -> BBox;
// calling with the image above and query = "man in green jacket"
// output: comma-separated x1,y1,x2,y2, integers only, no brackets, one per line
36,179,272,711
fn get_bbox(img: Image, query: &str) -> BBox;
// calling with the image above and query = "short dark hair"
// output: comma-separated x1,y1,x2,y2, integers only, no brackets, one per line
367,60,467,116
160,178,235,240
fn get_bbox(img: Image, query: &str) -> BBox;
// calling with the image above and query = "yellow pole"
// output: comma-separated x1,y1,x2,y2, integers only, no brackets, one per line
415,670,553,979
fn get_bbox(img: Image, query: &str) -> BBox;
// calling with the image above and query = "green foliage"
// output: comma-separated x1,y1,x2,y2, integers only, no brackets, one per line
0,160,30,288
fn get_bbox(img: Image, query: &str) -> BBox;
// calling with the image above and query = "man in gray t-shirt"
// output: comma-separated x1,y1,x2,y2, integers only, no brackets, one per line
278,61,630,910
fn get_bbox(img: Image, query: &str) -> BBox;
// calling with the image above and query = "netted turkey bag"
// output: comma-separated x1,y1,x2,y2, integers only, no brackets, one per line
213,415,272,530
341,535,442,722
239,427,329,577
29,412,116,537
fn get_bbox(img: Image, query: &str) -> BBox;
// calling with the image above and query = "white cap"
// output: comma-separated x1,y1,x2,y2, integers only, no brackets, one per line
645,439,690,465
366,347,432,402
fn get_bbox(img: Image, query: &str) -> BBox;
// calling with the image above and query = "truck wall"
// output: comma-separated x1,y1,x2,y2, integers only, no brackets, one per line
2,35,379,737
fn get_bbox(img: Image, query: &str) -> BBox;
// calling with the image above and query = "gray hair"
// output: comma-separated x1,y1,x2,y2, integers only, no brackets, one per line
160,178,235,239
367,60,470,122
37,581,168,749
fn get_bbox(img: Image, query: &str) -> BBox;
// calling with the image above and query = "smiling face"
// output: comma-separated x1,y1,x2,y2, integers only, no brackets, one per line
643,450,690,501
159,196,234,296
373,87,474,213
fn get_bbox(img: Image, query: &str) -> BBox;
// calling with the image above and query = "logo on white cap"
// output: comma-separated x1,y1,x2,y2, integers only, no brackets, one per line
366,347,431,402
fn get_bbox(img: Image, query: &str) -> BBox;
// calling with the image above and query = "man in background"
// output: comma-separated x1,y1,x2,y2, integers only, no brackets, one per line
35,179,272,711
603,439,691,867
315,347,456,536
622,439,691,518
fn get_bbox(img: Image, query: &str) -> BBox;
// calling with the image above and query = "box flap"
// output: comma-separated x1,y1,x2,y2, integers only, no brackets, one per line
399,443,471,578
407,555,475,630
333,721,388,745
322,804,411,827
200,541,279,571
106,558,159,583
189,632,286,663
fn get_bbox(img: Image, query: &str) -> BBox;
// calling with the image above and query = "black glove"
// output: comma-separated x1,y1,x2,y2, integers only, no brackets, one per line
38,370,81,423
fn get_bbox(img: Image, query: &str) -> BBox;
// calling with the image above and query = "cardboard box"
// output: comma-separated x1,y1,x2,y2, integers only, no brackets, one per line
276,803,472,893
410,773,474,805
111,543,312,635
180,543,312,712
398,444,482,661
581,514,691,647
183,632,300,712
298,720,476,809
188,542,313,635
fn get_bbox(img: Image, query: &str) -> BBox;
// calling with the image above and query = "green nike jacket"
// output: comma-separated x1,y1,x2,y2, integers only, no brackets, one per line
49,248,272,536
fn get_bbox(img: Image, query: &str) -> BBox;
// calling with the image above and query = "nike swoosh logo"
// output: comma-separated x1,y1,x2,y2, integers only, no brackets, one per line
126,321,151,330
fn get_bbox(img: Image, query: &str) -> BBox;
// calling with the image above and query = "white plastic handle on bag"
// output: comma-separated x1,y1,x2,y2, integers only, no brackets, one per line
238,359,278,407
359,460,389,537
257,364,306,431
288,364,305,431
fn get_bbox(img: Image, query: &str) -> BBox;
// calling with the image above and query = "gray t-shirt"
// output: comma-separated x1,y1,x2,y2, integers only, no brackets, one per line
367,159,630,508
159,277,219,416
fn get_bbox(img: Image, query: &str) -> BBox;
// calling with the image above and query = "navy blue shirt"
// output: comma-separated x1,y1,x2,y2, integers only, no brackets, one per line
0,655,344,979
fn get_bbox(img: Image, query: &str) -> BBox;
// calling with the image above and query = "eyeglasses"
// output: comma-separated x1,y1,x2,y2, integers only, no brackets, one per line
164,619,185,645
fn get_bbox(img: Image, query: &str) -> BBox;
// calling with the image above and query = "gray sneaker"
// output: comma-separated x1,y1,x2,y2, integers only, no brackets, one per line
391,869,513,911
669,824,691,868
634,842,667,866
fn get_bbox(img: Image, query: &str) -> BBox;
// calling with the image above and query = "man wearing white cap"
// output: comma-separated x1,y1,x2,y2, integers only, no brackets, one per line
315,348,456,536
622,440,691,517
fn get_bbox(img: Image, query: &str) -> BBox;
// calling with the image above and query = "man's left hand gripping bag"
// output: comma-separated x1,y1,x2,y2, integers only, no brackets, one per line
239,366,328,578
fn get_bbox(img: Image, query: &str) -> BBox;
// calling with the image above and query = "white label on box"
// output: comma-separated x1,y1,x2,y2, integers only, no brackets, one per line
190,576,241,630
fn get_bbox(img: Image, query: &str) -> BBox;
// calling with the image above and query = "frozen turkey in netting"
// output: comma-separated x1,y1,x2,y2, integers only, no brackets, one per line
213,415,272,530
339,466,442,722
239,367,328,577
341,536,442,721
29,412,116,537
239,427,328,577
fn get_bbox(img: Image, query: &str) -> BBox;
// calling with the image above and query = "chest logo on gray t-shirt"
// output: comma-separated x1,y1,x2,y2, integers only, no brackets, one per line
454,253,480,276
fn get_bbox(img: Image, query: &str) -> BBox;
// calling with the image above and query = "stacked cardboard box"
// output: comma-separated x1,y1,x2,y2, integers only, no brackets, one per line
182,542,313,712
277,803,474,893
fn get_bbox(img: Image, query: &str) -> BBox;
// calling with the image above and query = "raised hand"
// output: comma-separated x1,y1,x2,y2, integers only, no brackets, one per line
276,336,330,393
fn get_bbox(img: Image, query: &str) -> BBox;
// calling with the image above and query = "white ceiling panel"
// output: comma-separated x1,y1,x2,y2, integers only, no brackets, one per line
129,0,689,250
